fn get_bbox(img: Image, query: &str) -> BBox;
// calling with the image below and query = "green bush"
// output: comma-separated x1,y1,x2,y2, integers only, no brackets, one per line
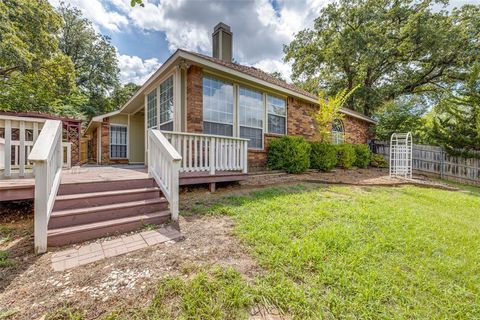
267,136,311,173
370,154,389,168
353,144,372,168
336,144,357,169
310,142,337,171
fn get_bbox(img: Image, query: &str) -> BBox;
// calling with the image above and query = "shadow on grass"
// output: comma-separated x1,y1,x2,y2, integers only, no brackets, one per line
0,200,39,292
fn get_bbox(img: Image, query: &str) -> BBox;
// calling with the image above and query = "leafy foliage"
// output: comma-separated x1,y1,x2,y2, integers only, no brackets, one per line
284,0,480,116
310,142,337,171
267,136,311,173
430,63,480,155
0,0,77,114
370,154,389,168
313,85,359,142
335,144,356,169
57,4,120,118
353,144,372,168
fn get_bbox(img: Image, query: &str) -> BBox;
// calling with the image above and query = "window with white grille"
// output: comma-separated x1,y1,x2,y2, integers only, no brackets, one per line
267,95,286,135
110,125,127,158
331,119,344,144
203,76,234,136
239,87,264,149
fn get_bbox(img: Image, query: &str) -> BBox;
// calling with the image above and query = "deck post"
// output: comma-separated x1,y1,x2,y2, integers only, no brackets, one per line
210,137,216,175
242,140,248,174
209,182,216,192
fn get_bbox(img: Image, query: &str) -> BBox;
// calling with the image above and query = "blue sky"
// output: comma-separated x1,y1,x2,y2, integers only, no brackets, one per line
49,0,479,85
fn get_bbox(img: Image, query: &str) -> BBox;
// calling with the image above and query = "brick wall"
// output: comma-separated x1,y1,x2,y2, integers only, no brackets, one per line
186,65,203,133
184,66,372,171
98,118,129,165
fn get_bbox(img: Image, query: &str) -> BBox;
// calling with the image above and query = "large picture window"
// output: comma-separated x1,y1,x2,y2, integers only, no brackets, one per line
239,87,264,149
110,125,127,158
147,90,157,129
159,76,174,131
203,76,234,136
331,119,344,144
267,95,286,135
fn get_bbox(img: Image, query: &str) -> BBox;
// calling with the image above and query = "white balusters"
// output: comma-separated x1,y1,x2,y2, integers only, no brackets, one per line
147,129,182,222
28,120,63,254
161,131,248,175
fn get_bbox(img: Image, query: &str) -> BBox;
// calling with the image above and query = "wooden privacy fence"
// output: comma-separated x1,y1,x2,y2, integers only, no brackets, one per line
372,141,480,185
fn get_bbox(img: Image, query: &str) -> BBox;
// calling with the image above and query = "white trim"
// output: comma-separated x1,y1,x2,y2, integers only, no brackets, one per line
109,124,128,159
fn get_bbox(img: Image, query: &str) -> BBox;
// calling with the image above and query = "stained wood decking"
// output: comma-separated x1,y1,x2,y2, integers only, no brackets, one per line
0,165,247,201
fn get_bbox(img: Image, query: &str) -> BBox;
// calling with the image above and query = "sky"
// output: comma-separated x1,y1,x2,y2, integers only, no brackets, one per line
48,0,479,86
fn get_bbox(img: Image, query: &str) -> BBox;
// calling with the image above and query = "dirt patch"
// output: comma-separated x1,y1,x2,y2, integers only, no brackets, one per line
0,214,259,319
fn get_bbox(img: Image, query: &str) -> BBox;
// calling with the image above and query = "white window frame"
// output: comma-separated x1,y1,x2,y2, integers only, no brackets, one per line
266,94,287,135
159,75,174,130
146,89,157,129
109,124,128,159
238,85,264,150
331,119,345,144
202,75,235,137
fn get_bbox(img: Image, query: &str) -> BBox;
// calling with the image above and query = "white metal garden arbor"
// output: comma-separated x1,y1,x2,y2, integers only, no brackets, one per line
389,132,413,179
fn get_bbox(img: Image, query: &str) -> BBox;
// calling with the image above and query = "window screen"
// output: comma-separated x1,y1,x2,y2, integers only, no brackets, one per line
239,87,264,149
267,95,286,134
110,125,127,158
147,90,157,129
203,76,234,136
159,76,174,130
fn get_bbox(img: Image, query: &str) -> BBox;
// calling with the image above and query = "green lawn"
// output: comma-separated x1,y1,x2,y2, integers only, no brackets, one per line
48,184,480,319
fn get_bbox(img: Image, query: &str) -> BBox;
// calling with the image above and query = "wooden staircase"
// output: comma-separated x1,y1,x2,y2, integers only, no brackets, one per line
47,178,171,247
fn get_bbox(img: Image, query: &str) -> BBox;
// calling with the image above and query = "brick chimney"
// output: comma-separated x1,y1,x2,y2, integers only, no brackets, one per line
212,22,232,62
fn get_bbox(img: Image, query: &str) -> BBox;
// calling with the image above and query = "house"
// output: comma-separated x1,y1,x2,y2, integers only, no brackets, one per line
0,23,376,254
84,22,375,173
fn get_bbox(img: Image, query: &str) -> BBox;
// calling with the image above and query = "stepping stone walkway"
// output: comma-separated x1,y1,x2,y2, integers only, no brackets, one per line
51,226,182,272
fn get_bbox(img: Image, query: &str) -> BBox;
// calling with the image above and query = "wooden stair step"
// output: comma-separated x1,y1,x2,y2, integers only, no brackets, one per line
53,187,162,211
58,178,157,196
49,198,168,229
47,210,171,247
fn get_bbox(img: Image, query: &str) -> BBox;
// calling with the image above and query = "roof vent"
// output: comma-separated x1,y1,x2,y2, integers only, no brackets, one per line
212,22,232,62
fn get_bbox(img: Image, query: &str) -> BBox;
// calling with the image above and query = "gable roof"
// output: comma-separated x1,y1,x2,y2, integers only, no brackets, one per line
87,49,376,134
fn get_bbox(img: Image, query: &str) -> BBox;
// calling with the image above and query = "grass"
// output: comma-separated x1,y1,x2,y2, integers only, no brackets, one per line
0,251,16,268
201,184,480,318
47,183,480,319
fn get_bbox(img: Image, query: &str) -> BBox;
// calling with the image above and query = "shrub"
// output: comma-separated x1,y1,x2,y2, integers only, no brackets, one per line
336,144,356,169
267,136,311,173
310,142,337,171
353,144,372,168
370,154,388,168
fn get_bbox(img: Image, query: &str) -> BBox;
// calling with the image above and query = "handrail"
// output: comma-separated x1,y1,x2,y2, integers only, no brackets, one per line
28,120,63,254
162,131,248,174
147,129,182,222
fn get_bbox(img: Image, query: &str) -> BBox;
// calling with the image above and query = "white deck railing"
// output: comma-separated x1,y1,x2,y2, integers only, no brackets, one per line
147,129,182,222
28,120,63,254
162,131,248,175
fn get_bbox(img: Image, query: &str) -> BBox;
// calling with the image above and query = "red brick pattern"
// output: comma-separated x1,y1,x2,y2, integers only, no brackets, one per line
186,65,204,133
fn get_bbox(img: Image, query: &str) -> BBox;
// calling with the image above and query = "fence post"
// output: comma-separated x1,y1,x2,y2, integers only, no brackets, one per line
440,147,445,179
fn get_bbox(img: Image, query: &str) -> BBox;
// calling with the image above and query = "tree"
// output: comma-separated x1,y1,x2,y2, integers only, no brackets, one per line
430,63,480,155
373,98,431,142
314,85,359,141
57,3,119,117
284,0,480,116
0,0,77,113
110,83,141,111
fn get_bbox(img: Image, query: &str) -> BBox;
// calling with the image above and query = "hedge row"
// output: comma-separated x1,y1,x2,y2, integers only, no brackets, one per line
267,136,384,173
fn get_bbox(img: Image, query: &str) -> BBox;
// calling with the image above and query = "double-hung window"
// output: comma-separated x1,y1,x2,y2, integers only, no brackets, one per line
267,95,286,135
147,90,157,129
159,76,174,131
110,125,127,159
203,76,234,136
239,87,264,149
331,119,344,144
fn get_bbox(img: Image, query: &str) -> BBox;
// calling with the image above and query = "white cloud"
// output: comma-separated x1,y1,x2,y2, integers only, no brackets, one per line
117,54,161,84
49,0,128,32
124,0,333,82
